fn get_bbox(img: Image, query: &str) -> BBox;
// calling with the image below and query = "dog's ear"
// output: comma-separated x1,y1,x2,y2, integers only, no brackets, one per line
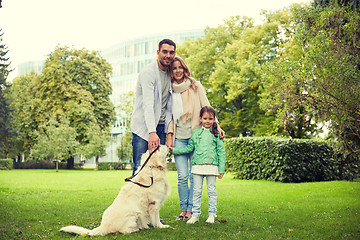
140,151,150,166
150,147,167,169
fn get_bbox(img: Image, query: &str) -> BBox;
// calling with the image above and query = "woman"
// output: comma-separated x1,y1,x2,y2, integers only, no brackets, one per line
166,56,224,221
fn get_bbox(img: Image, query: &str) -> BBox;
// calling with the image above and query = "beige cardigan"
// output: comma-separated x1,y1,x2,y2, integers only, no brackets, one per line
167,81,211,145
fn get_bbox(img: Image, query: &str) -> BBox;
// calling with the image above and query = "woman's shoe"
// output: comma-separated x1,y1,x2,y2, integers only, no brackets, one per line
186,216,199,224
175,215,184,221
183,212,192,221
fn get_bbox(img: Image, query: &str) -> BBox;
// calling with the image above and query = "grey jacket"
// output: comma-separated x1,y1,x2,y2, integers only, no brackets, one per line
130,61,173,141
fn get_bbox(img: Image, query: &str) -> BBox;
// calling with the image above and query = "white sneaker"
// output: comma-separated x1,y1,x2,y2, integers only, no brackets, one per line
206,214,216,224
186,216,199,224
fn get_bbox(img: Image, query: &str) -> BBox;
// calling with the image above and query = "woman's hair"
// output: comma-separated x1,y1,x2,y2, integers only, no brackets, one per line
170,56,197,92
200,106,219,138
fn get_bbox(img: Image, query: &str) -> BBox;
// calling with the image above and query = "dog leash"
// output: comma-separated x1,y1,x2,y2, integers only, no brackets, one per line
124,145,160,188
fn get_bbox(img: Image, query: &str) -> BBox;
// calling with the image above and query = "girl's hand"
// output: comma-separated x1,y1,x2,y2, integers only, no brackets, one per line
169,147,173,154
218,173,224,179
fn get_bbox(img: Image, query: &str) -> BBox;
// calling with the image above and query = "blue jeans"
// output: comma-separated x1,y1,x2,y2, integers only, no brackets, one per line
132,124,166,175
192,174,217,217
174,138,193,213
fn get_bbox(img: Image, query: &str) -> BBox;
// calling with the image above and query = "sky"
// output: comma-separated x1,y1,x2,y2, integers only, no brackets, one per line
0,0,309,80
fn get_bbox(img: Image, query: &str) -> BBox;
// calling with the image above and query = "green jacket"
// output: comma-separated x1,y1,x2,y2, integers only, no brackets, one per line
172,127,226,174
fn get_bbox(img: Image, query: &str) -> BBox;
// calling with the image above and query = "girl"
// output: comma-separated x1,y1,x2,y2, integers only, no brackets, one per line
170,106,225,224
166,56,224,221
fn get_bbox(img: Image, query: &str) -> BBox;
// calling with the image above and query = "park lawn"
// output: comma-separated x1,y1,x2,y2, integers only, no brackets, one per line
0,169,359,240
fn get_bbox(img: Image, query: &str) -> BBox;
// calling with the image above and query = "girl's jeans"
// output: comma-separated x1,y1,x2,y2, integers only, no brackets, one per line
192,174,217,218
174,138,193,213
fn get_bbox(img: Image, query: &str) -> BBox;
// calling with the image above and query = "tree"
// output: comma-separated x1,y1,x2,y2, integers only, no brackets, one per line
294,1,360,153
259,4,320,139
178,11,298,137
0,29,15,158
116,91,134,162
9,46,115,166
30,115,78,172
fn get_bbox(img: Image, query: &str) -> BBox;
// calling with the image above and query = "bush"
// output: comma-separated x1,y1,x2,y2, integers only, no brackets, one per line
98,162,128,170
13,160,54,169
0,159,13,170
13,160,84,169
167,162,177,171
225,137,360,183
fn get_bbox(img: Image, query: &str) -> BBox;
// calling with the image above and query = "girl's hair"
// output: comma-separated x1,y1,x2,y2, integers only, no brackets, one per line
170,56,198,92
200,106,219,138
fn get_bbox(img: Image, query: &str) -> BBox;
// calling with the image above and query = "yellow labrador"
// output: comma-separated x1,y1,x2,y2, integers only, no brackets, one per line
60,145,170,236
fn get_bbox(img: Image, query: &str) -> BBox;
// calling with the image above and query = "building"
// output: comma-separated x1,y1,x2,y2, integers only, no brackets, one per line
16,29,205,164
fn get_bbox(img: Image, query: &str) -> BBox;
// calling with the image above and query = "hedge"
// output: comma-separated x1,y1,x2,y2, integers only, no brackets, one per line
0,159,13,170
225,137,360,183
98,162,128,170
13,160,83,169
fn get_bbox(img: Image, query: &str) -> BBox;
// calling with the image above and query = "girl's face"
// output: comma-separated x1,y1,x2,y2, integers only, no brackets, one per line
172,60,184,83
200,112,215,129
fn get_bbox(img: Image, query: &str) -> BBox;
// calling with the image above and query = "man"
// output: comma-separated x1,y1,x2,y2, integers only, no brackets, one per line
130,39,176,175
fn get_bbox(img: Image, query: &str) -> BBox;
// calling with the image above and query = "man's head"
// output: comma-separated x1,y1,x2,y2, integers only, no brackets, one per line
157,39,176,70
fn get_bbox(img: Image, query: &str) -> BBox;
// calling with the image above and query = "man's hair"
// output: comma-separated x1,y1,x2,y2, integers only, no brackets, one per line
159,39,176,51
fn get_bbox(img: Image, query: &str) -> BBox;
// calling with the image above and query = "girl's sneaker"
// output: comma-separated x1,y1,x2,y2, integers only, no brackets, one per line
186,216,199,224
206,214,216,224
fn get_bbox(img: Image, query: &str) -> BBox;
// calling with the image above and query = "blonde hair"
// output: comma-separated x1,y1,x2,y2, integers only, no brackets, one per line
170,56,197,92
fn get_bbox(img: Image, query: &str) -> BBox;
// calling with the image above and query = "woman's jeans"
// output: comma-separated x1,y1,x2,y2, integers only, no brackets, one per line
192,174,217,218
132,124,166,176
174,138,193,213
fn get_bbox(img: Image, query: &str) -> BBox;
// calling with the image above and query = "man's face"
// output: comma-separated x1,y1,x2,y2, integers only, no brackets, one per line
157,44,176,70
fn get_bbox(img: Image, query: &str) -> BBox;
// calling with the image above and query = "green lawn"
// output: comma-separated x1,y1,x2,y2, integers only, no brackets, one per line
0,169,359,239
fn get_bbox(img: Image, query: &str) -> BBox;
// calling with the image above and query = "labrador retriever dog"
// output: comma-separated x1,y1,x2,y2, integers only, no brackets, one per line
60,145,170,236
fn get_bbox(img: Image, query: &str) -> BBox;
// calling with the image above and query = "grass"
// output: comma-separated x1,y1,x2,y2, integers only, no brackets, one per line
0,169,359,240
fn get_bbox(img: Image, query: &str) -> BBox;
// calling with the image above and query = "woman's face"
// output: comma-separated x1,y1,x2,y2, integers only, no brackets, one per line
172,60,184,83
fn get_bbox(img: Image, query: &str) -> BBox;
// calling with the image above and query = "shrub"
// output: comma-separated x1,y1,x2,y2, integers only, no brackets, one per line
225,137,360,183
13,160,83,169
0,159,13,170
98,162,128,170
13,160,54,169
167,162,177,171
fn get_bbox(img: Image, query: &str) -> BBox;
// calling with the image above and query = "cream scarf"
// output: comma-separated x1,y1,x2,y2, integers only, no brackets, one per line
172,79,194,123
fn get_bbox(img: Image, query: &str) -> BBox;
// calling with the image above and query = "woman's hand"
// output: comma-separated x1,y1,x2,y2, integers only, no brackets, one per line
217,124,225,140
218,173,224,179
165,133,173,147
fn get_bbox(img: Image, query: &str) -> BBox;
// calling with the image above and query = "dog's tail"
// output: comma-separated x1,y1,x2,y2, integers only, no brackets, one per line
60,225,92,236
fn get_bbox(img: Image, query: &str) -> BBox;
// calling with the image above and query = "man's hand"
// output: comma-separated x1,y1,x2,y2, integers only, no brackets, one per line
148,132,160,152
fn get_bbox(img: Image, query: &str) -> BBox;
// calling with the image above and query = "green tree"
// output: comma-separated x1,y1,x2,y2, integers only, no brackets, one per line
116,91,134,161
0,29,15,158
9,46,115,167
294,1,360,153
8,72,41,157
259,4,319,139
30,115,78,171
178,11,298,137
37,46,115,168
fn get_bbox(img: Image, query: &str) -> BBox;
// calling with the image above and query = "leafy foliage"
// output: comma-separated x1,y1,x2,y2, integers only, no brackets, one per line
225,137,360,182
0,159,12,170
0,29,15,158
8,46,115,165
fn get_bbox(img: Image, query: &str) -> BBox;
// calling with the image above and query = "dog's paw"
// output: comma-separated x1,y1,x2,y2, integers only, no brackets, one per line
158,224,170,228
